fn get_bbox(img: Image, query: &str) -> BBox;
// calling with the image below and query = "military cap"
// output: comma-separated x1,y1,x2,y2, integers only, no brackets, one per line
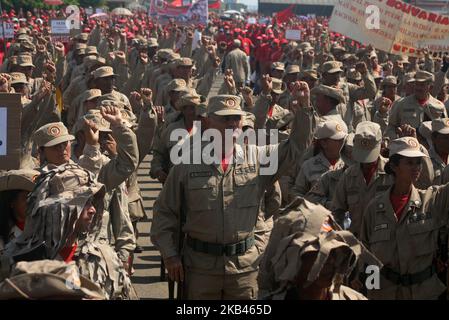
17,28,29,36
242,112,256,129
10,72,28,85
83,89,102,102
271,78,286,95
346,69,362,81
118,108,137,127
321,61,343,74
381,76,398,87
167,78,187,92
431,118,449,134
20,41,35,51
167,52,181,62
271,62,285,71
75,33,89,41
352,121,382,163
388,137,428,158
175,57,194,67
98,98,124,109
314,120,348,140
85,46,98,56
414,70,435,83
331,44,347,52
91,66,117,79
233,39,241,47
418,121,432,142
157,49,174,60
285,64,300,74
311,84,345,103
33,122,75,148
75,43,87,51
341,53,358,62
17,54,35,67
175,92,201,109
207,95,245,117
298,42,312,51
0,169,40,192
299,69,319,80
17,34,30,42
84,110,112,132
148,38,159,47
396,55,409,64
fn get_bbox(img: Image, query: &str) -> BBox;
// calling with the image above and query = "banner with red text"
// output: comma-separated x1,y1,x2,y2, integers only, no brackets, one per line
329,0,449,56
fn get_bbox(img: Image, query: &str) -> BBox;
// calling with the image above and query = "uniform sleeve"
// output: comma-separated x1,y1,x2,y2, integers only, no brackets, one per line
372,111,389,135
136,105,158,164
432,70,449,98
149,124,168,178
431,182,449,224
290,166,310,199
306,172,332,209
151,165,184,259
331,172,349,226
348,73,377,101
386,99,401,141
81,124,139,192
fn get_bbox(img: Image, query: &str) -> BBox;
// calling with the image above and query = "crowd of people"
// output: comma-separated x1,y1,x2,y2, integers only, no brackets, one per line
0,5,449,300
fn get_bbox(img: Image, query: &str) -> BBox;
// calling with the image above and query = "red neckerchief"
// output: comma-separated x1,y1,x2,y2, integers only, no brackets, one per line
362,160,378,185
59,243,78,263
15,220,25,231
390,192,410,221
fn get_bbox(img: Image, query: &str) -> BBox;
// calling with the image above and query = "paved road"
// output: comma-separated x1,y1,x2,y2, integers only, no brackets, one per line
131,155,168,300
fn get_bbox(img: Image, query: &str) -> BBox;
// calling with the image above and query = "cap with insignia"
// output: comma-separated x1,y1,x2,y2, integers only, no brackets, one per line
207,95,245,116
33,122,75,148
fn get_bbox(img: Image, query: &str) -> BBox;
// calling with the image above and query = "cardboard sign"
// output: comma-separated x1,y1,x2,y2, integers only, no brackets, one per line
0,22,15,39
0,93,22,170
247,17,257,24
329,0,449,56
50,19,78,43
285,29,301,40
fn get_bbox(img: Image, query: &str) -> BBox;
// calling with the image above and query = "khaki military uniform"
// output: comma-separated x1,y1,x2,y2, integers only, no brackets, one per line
386,94,447,140
361,184,449,299
151,94,306,300
291,152,345,199
306,166,347,209
225,47,249,87
428,146,447,185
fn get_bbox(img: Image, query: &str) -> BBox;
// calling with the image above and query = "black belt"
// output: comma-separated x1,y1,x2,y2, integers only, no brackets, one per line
381,265,436,286
186,235,255,256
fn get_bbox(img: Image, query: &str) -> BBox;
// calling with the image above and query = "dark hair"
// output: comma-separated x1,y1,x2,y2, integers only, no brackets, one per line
0,190,22,245
384,154,405,176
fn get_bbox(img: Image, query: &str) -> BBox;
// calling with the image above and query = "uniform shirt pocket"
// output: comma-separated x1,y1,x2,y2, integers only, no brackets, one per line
234,171,260,208
406,216,438,256
187,176,217,211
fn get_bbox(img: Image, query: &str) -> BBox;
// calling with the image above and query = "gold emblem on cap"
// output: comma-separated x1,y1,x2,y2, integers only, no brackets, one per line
47,125,61,137
100,118,108,126
407,139,418,148
335,124,342,132
445,119,449,127
226,98,236,108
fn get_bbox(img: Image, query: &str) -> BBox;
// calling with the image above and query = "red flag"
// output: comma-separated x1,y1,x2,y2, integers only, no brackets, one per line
208,0,221,9
275,5,295,25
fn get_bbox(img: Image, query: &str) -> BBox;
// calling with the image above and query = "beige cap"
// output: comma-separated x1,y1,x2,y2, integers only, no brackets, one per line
84,110,112,132
75,43,87,51
157,49,175,60
148,38,159,47
175,92,201,109
98,98,124,109
207,95,245,116
85,46,98,56
10,72,28,84
347,69,362,81
0,169,40,192
381,76,398,87
17,54,35,67
419,121,432,140
314,120,348,140
431,118,449,134
331,44,347,52
271,62,285,71
242,112,255,129
321,61,343,74
271,78,286,94
299,69,319,80
388,137,428,158
352,121,382,163
75,33,89,41
33,122,75,148
175,57,194,67
233,39,241,47
83,89,102,102
17,34,30,42
91,66,117,79
167,78,188,92
285,64,300,74
298,42,312,51
20,41,35,51
341,53,358,62
311,84,345,103
415,70,435,83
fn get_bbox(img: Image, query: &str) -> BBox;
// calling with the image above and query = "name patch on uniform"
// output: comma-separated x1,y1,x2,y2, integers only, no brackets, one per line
374,223,388,231
234,165,256,175
408,212,432,224
190,171,213,178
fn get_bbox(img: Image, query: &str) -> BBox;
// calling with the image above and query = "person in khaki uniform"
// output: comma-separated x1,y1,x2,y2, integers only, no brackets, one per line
361,137,449,300
258,197,380,300
151,90,309,300
225,39,249,88
278,64,300,110
290,120,348,199
425,118,449,185
347,69,373,130
91,66,132,111
386,70,447,140
370,76,401,134
270,62,285,80
150,93,202,184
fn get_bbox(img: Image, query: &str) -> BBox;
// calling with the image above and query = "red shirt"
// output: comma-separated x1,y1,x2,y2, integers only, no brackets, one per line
238,36,253,56
390,193,410,221
417,98,429,106
362,160,378,185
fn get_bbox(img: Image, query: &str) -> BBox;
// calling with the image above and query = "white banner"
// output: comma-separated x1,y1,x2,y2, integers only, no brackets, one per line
329,0,449,56
51,19,70,34
0,108,7,156
286,29,301,41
